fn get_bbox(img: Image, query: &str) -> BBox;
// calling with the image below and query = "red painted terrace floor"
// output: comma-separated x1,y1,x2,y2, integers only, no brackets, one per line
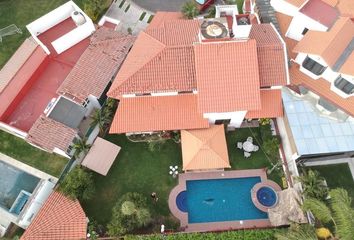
3,19,89,132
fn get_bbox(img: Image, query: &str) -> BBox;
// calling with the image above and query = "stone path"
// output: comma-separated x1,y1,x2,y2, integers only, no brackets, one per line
304,158,354,181
104,0,154,35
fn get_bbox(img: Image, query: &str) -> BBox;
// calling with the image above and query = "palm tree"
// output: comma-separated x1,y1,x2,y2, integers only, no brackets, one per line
302,188,354,240
297,169,328,200
90,109,111,135
73,137,91,159
181,1,199,19
275,223,317,240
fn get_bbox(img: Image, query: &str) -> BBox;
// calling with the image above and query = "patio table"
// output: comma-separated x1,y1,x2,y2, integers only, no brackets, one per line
243,141,255,152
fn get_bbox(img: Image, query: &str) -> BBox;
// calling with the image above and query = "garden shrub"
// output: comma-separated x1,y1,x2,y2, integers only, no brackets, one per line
108,192,152,236
124,228,284,240
58,166,95,201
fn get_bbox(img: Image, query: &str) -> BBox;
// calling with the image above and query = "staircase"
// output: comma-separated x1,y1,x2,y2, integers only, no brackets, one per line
255,0,281,34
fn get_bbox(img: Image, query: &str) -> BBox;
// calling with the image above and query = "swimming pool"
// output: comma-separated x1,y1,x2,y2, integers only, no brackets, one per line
0,160,40,214
185,177,268,223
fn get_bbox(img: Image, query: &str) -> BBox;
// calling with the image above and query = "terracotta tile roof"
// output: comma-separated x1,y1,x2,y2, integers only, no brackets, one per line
147,12,183,29
293,17,354,68
285,0,307,7
109,94,209,133
300,0,339,28
339,51,354,76
57,27,135,103
0,37,39,93
27,115,77,152
181,125,230,171
249,24,288,86
275,12,298,59
290,64,354,116
194,40,261,113
245,89,284,119
336,0,354,17
21,191,87,240
322,0,338,7
108,21,200,97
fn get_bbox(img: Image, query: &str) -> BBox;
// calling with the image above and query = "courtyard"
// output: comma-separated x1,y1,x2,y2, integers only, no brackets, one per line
82,125,284,232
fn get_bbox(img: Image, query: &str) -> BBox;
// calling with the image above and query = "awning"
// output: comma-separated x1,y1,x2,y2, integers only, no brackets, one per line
82,137,121,176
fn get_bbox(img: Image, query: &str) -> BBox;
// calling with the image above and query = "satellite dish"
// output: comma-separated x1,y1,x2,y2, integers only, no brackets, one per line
201,20,228,39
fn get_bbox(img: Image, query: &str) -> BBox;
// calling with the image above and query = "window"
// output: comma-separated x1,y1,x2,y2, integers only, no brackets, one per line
215,119,231,125
334,76,354,95
302,56,326,75
302,28,309,35
82,98,90,107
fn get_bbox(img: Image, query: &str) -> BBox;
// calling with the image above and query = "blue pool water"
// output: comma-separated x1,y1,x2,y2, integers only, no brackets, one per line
186,177,268,223
176,191,188,212
257,187,277,207
0,160,40,213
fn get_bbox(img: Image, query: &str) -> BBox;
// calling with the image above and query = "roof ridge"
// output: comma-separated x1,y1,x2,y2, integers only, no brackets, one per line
108,31,166,97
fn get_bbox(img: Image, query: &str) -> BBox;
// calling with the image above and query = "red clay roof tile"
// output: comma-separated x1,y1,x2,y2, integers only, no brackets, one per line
249,24,288,86
109,94,209,133
290,64,354,116
194,40,261,113
245,89,284,119
21,191,87,240
57,27,136,103
26,115,77,152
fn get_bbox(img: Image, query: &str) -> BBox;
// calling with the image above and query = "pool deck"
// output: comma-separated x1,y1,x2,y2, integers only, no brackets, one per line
169,169,275,232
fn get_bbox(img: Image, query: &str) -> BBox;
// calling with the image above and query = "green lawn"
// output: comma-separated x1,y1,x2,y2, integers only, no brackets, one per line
226,128,284,186
0,0,84,68
81,134,182,228
0,130,68,177
82,127,285,230
306,163,354,203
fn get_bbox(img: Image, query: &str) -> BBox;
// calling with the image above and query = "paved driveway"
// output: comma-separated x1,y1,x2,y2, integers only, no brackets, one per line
132,0,190,12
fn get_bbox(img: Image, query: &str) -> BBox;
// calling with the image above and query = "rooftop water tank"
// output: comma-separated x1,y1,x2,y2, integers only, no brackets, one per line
71,11,86,26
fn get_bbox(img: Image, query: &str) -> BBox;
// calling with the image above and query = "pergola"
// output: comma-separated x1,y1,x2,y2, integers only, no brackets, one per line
82,137,121,176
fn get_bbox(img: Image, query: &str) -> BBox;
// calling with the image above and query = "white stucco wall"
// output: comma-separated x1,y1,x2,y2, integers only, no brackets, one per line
203,111,247,127
287,14,328,41
270,0,300,16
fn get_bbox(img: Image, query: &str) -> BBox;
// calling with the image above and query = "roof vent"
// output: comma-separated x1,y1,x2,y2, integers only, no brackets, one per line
237,17,250,25
201,20,228,39
71,11,86,26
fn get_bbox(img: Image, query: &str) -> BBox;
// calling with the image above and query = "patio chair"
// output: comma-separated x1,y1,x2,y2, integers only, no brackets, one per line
237,142,243,149
247,137,253,143
244,151,251,158
253,145,259,152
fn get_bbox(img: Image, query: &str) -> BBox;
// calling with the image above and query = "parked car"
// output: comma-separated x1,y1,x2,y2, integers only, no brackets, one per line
194,0,215,12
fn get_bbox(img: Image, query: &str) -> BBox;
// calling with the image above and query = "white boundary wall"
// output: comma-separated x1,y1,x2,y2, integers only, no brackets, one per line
26,1,95,54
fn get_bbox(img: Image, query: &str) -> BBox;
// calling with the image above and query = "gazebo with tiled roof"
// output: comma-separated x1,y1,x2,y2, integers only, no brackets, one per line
181,124,231,171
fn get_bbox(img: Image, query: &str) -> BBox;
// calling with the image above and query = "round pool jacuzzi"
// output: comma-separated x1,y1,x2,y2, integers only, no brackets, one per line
251,181,281,212
176,191,187,212
256,187,277,207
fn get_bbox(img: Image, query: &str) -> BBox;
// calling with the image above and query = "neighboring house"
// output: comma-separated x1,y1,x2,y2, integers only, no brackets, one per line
271,0,354,160
0,1,135,157
20,191,87,240
107,10,288,134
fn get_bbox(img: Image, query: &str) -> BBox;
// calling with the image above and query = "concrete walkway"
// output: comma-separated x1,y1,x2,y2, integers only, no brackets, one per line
304,158,354,181
132,0,189,12
104,0,154,35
